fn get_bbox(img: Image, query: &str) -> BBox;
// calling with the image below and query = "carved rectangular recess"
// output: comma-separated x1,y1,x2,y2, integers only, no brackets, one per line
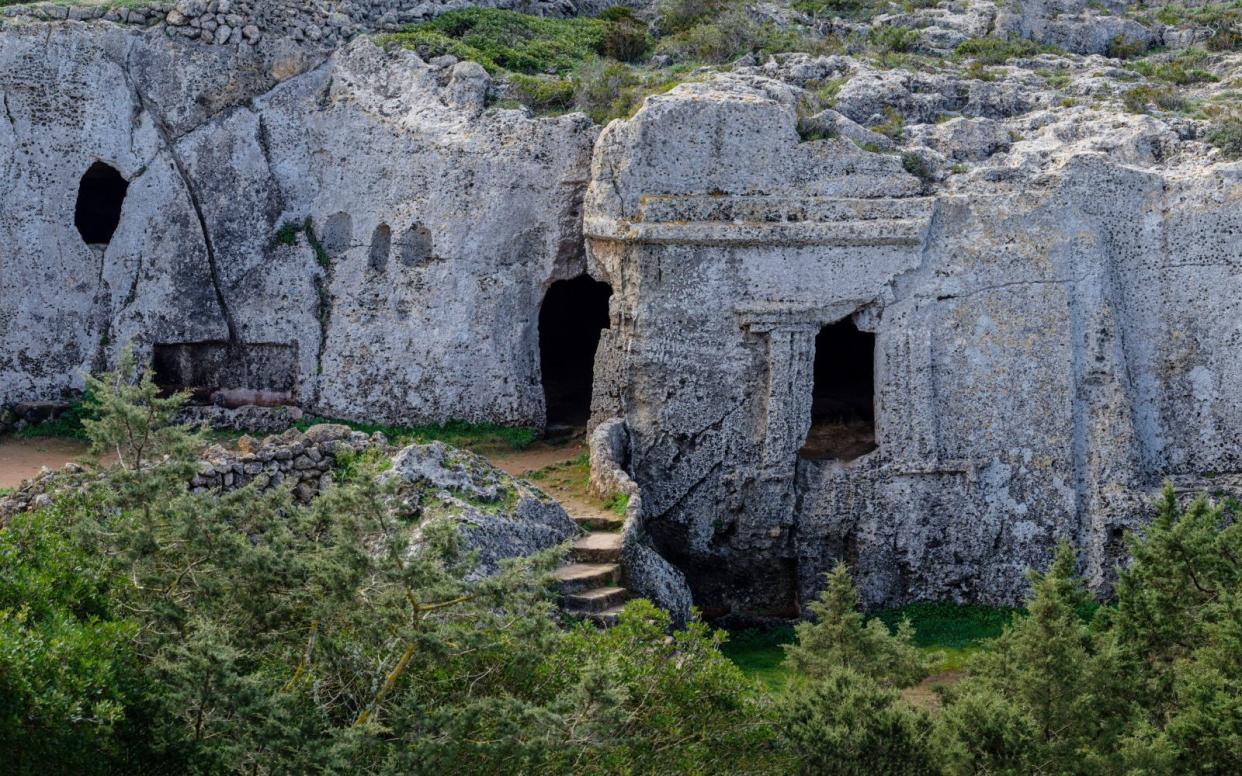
152,341,299,401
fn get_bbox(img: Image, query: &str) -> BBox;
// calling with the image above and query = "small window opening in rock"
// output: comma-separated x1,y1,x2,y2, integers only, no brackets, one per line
799,318,877,462
369,223,391,272
322,212,352,254
397,223,433,266
539,275,612,430
74,161,129,245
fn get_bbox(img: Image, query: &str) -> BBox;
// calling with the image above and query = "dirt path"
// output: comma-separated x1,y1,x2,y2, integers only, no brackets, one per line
0,437,92,490
485,440,619,525
488,441,583,477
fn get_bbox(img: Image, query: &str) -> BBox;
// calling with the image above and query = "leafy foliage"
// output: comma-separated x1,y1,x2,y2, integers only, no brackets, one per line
953,35,1051,64
0,358,776,774
386,9,609,75
785,563,931,689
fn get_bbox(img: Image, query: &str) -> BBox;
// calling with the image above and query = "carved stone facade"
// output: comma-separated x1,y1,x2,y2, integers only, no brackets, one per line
583,76,1242,617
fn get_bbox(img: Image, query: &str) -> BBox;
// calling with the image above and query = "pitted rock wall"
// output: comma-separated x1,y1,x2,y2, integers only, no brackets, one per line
0,25,595,427
584,75,1242,617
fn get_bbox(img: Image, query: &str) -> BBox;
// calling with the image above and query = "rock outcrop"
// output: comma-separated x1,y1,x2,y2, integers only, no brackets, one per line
4,2,1242,619
0,25,595,428
387,441,579,576
584,71,1242,616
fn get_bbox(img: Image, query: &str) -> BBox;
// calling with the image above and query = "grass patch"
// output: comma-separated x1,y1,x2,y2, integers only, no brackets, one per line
723,602,1020,691
721,625,797,692
604,491,629,517
1129,48,1218,85
953,36,1059,65
293,416,537,453
378,7,841,123
381,9,608,76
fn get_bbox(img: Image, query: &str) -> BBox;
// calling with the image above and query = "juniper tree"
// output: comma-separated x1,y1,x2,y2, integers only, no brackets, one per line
784,561,930,688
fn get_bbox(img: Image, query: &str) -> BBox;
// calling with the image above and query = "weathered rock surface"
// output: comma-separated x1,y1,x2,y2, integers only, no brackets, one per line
0,26,595,428
4,2,1242,619
387,441,579,575
584,71,1242,617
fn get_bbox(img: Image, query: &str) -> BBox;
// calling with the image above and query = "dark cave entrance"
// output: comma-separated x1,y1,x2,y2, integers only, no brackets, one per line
799,318,877,462
151,342,299,406
74,162,129,246
539,275,612,430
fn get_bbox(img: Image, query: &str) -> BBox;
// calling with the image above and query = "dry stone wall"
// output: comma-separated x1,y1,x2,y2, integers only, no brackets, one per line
0,0,580,46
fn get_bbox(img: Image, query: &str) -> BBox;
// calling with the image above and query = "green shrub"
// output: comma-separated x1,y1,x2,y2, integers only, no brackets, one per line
868,24,922,53
573,59,657,123
777,666,938,775
953,35,1047,64
797,115,840,141
656,7,762,63
1207,112,1242,158
0,509,147,771
901,151,935,183
873,106,906,141
1206,25,1242,51
1107,34,1149,60
0,358,775,772
385,9,608,75
509,72,577,111
1130,48,1218,85
597,12,650,62
275,220,301,246
793,0,889,20
963,60,998,81
655,0,732,35
1122,84,1189,113
784,563,931,688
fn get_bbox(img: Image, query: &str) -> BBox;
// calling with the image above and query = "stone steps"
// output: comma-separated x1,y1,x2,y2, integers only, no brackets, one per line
556,519,630,626
553,562,621,594
563,585,630,613
584,604,627,627
570,531,623,563
573,513,625,531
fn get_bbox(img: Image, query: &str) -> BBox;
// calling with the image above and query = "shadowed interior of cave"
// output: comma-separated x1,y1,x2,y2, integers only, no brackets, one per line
74,161,129,245
799,317,877,461
539,275,612,430
152,342,299,406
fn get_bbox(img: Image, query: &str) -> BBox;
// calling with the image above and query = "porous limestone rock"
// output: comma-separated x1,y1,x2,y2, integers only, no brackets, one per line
387,441,579,576
590,418,694,627
584,72,1242,619
0,26,596,428
4,3,1242,622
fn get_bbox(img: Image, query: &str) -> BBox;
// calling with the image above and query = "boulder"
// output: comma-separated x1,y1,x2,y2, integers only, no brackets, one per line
387,442,579,577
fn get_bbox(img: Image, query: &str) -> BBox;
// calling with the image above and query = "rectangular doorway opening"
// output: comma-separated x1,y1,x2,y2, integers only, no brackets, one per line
799,318,876,461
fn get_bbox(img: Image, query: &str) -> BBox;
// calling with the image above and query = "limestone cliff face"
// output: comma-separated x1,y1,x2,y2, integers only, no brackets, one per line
3,9,1242,617
0,25,595,427
585,75,1242,616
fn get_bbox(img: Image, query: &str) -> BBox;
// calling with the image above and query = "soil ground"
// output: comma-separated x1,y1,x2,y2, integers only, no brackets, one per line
0,437,93,490
487,438,620,525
